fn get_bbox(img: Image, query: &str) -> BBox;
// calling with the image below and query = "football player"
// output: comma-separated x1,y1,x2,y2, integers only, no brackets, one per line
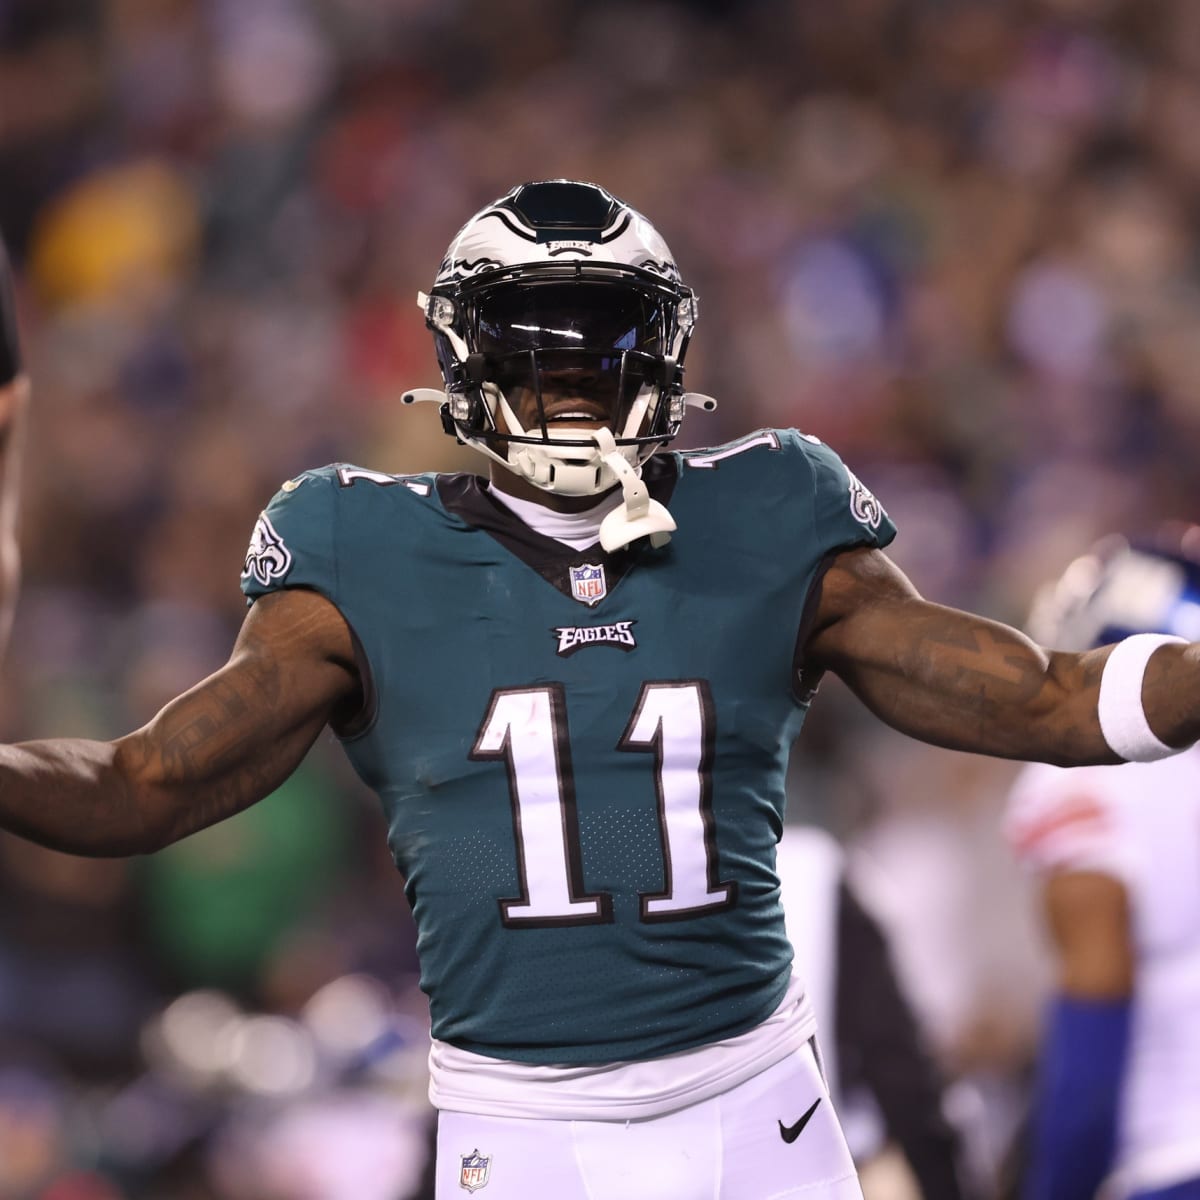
0,235,27,660
1006,531,1200,1200
777,826,975,1197
1,181,1200,1198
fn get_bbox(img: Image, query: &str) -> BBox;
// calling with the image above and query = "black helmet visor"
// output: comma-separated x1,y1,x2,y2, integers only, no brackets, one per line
471,279,667,358
468,280,669,436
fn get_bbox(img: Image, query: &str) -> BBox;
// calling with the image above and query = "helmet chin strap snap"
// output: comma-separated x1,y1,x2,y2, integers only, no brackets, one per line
514,449,554,488
592,427,676,552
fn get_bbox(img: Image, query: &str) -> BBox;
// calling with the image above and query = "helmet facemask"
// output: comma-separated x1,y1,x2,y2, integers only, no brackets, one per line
424,266,695,501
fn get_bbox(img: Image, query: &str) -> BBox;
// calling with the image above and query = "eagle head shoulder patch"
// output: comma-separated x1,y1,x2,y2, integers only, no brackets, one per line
242,513,294,587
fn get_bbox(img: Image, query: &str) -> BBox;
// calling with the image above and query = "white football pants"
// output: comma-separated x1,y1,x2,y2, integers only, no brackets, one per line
434,1041,863,1199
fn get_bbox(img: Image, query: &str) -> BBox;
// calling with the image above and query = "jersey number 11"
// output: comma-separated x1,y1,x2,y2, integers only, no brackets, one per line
472,681,738,929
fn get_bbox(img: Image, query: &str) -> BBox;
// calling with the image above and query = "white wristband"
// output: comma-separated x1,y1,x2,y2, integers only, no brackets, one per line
1097,633,1186,762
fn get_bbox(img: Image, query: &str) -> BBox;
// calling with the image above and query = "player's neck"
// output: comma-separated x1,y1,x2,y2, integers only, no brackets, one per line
487,477,622,551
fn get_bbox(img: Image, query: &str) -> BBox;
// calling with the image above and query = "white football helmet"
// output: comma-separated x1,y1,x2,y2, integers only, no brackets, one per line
1027,524,1200,650
404,180,715,550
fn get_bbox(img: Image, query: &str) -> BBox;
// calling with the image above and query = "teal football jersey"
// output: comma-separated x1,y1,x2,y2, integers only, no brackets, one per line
240,429,897,1065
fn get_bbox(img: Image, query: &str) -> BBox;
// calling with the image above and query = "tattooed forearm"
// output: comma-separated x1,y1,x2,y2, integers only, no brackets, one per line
809,548,1138,765
857,608,1118,763
0,738,146,854
0,589,358,856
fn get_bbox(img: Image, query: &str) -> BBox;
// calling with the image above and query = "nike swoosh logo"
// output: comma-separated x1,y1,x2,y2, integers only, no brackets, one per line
778,1098,822,1144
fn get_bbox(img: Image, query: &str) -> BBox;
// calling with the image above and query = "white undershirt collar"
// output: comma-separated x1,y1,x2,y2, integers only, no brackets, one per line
487,484,622,551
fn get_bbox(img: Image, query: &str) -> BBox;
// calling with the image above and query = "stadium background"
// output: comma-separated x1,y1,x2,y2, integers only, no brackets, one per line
1,0,1198,1195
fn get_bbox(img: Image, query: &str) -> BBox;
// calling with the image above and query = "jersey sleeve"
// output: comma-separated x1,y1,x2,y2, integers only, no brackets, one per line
240,468,339,605
1003,762,1135,883
787,430,898,557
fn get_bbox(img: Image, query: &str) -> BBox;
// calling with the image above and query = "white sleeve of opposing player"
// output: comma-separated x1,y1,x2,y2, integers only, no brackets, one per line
1003,762,1136,883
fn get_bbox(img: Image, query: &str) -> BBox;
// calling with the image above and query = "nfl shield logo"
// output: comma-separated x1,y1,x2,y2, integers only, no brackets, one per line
569,562,607,607
459,1149,491,1192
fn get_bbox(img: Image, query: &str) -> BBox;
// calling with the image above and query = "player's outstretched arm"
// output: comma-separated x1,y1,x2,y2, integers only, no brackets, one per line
805,547,1200,765
0,588,360,856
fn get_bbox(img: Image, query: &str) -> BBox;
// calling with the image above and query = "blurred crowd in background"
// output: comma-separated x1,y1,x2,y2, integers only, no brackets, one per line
2,0,1200,1195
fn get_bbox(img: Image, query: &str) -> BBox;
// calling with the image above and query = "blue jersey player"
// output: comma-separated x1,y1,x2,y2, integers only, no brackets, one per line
2,182,1200,1198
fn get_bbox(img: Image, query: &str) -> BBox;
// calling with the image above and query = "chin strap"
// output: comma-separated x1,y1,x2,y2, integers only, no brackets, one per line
404,387,692,551
592,427,676,552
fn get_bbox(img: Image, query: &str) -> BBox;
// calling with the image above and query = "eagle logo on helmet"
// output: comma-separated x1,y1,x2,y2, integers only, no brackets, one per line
637,257,681,281
436,255,504,284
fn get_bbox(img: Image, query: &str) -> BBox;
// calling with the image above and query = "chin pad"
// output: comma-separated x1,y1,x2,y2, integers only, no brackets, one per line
592,427,676,551
599,498,675,552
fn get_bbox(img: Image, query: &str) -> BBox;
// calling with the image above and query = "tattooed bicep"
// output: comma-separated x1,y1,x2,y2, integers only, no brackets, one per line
117,590,360,837
151,664,284,781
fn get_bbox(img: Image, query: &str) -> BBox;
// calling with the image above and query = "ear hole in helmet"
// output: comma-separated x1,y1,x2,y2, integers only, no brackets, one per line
464,353,488,388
